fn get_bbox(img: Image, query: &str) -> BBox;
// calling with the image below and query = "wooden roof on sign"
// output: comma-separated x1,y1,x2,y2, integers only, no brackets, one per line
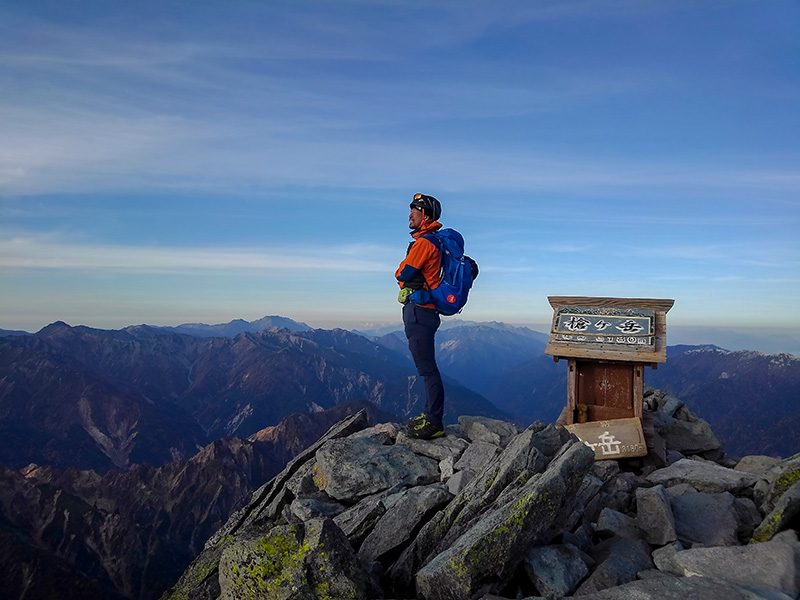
545,296,675,363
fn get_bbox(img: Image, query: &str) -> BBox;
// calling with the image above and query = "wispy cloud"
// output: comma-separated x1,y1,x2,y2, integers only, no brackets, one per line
0,235,394,273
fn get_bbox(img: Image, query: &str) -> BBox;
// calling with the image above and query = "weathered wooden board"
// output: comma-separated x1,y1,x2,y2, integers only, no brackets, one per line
564,417,647,460
545,296,674,363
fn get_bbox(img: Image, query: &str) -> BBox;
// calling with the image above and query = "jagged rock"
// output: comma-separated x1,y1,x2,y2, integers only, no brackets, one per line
733,496,763,542
458,415,519,447
349,422,400,444
565,473,604,531
735,455,781,475
660,395,684,417
396,430,470,462
647,458,758,494
439,456,455,481
591,461,620,482
407,423,549,571
358,483,452,564
752,480,800,542
442,441,501,496
287,493,345,522
315,436,439,502
653,412,721,455
595,508,642,540
446,471,471,495
574,537,653,595
454,441,501,473
754,453,800,513
665,535,800,598
563,524,594,554
208,409,369,543
523,543,589,598
636,485,677,545
284,460,319,497
651,541,685,572
572,573,783,599
665,449,685,465
218,519,372,600
332,492,387,547
415,440,594,600
668,486,739,546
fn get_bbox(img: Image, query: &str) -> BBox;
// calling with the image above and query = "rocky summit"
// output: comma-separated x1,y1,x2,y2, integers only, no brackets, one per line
164,389,800,600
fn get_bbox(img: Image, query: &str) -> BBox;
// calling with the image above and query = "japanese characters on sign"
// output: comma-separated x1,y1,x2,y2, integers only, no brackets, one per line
552,308,655,349
564,418,648,459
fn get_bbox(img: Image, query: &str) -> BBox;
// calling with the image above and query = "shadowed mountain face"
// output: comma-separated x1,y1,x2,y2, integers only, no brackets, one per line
0,322,503,472
0,403,382,600
646,346,800,457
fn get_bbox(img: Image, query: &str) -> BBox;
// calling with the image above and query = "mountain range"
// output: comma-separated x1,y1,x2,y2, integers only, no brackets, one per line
0,321,503,472
1,316,799,599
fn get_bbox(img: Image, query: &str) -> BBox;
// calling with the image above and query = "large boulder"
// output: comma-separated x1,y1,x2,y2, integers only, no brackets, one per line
647,458,758,494
574,537,653,595
752,480,800,542
572,574,782,599
665,534,800,598
635,485,677,545
415,440,594,600
668,486,740,547
523,543,589,598
218,519,372,600
358,483,452,564
457,416,519,447
315,436,439,502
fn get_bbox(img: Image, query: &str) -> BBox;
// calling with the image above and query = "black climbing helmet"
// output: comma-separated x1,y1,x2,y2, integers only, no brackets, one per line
409,193,442,221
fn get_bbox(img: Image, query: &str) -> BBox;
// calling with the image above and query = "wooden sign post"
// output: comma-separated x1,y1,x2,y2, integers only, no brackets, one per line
545,296,674,460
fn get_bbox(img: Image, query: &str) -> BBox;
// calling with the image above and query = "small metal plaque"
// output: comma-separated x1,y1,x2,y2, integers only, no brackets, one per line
552,307,655,350
564,417,647,460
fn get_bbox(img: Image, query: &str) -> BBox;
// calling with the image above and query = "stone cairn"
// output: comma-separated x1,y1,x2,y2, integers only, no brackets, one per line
165,389,800,599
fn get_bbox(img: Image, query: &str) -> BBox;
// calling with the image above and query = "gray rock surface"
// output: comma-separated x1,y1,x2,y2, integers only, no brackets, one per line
332,492,387,546
736,455,782,475
573,574,785,599
651,541,685,572
454,440,500,473
415,440,594,600
523,543,589,598
668,536,800,597
669,487,740,546
396,430,470,462
288,493,345,522
753,480,800,542
636,485,677,545
575,537,653,595
457,415,519,447
647,458,758,493
315,436,439,501
595,508,642,540
358,483,452,564
653,412,721,455
206,409,368,546
218,519,371,600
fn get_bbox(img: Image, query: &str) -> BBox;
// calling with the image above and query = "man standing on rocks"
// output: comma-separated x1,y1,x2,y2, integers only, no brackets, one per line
396,193,446,440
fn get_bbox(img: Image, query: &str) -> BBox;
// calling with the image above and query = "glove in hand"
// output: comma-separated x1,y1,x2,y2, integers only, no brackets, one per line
397,288,413,304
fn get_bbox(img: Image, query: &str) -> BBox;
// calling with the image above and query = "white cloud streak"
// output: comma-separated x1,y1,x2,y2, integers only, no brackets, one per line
0,236,394,273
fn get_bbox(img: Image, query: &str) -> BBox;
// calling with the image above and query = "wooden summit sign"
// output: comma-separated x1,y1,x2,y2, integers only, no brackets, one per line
547,296,674,460
546,296,674,364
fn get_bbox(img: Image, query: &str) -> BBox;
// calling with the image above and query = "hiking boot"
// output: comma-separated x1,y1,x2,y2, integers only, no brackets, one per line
408,417,445,440
407,413,427,428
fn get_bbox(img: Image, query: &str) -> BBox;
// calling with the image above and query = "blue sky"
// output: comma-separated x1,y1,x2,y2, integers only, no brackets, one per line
1,1,798,340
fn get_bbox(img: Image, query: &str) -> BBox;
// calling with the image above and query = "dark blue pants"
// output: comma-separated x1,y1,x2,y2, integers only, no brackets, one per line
403,303,444,427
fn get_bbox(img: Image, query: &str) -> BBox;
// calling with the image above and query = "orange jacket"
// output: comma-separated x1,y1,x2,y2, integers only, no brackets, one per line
395,221,443,308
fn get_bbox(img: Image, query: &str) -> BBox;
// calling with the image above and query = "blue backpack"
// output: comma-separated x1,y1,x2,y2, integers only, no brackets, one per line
410,228,479,316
